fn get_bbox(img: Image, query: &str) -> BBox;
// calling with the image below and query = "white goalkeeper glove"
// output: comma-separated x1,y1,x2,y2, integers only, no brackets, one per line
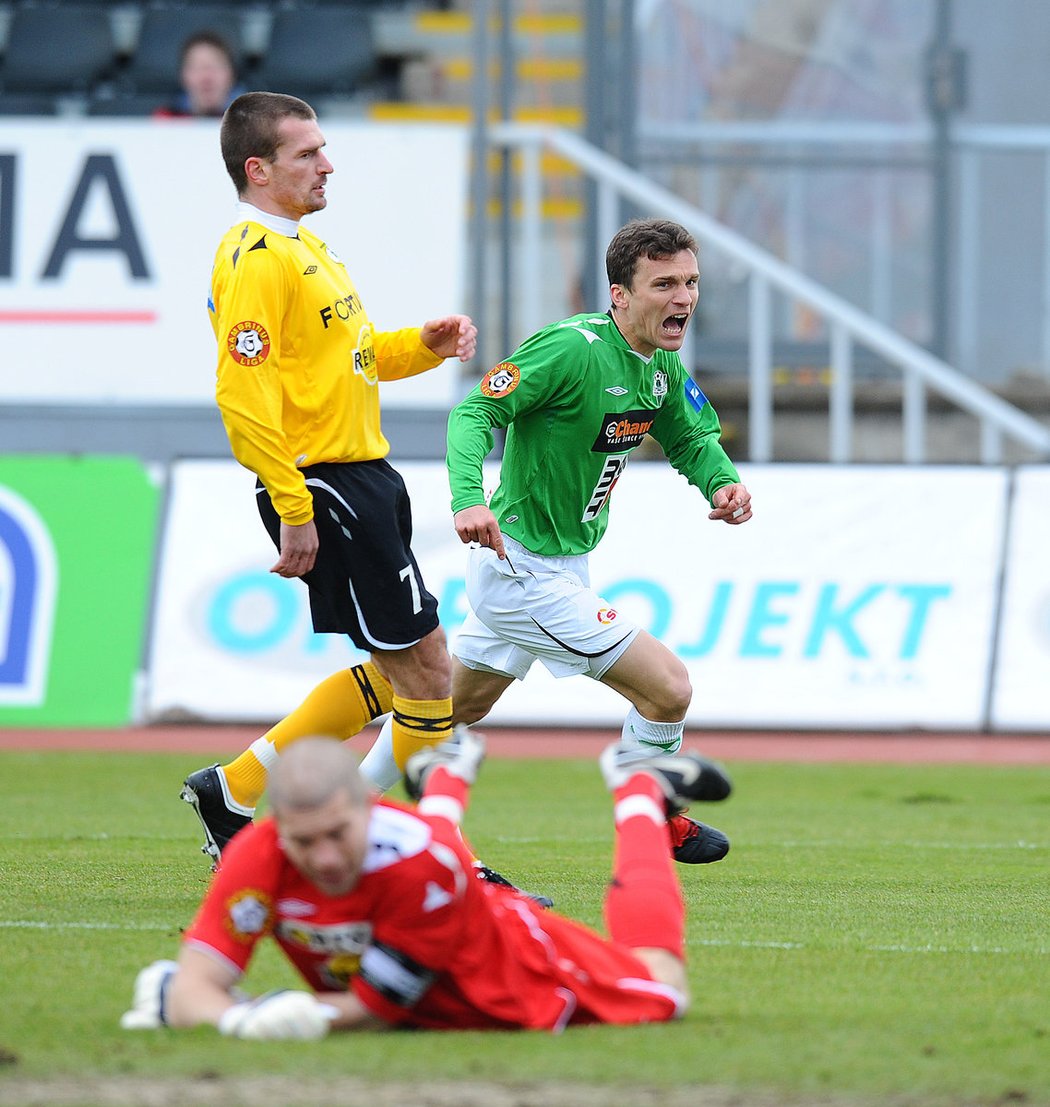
218,990,339,1040
120,959,179,1030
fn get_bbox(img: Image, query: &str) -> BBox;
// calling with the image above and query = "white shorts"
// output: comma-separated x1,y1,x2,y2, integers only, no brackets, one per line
452,537,640,681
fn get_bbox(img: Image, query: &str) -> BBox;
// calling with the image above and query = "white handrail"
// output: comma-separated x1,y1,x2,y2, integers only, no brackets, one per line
488,121,1050,462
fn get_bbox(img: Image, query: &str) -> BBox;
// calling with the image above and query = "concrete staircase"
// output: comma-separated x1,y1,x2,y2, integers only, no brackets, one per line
369,3,585,217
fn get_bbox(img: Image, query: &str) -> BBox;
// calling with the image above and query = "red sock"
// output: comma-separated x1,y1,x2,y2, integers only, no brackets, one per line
603,774,685,959
416,765,470,827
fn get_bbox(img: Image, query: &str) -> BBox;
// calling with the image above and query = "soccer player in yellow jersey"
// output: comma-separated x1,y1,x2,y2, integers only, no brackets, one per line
182,91,476,865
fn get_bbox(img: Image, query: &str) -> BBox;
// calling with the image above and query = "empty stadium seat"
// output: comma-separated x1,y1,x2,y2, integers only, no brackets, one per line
0,5,117,94
249,6,377,99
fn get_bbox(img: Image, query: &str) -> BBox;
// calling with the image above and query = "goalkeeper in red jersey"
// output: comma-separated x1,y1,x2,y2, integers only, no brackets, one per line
123,731,730,1037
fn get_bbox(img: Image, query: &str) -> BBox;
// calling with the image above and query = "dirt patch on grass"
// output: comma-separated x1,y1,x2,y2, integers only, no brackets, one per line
0,1076,1008,1107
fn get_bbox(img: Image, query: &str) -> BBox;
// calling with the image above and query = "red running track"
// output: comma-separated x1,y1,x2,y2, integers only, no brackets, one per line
1,725,1048,764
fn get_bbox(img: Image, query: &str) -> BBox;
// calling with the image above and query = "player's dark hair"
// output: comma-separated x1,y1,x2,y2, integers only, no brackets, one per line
606,218,699,290
220,91,316,194
180,30,236,71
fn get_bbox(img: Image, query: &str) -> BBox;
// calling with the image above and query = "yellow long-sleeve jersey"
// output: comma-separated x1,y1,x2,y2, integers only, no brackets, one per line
209,214,442,525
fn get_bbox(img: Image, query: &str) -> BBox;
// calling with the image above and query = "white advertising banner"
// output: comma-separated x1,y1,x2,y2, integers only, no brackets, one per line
147,460,1010,730
0,119,467,406
991,466,1050,730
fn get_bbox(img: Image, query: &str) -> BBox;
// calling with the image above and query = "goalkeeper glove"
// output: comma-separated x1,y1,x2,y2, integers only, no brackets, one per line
120,959,179,1030
218,990,339,1040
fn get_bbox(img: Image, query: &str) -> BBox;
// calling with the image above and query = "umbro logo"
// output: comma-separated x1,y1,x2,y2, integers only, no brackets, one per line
303,265,318,275
605,386,628,396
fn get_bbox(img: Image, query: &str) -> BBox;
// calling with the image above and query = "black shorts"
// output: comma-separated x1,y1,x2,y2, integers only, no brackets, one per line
256,459,440,652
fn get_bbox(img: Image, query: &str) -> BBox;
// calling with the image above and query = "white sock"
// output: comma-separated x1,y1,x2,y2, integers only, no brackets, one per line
357,715,401,792
618,706,684,762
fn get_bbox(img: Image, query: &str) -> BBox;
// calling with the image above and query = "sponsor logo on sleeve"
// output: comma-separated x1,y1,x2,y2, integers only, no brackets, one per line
227,321,271,367
480,362,521,397
685,377,708,412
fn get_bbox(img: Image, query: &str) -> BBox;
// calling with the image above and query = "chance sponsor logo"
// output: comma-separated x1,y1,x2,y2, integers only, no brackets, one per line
591,408,657,453
596,607,618,625
227,320,270,366
480,362,521,397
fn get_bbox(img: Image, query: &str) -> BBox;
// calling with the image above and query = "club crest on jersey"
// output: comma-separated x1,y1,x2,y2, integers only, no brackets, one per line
224,890,273,942
480,362,521,397
652,369,668,401
227,321,270,366
596,607,618,625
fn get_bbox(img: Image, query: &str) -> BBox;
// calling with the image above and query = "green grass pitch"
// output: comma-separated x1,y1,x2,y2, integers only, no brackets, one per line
0,749,1047,1105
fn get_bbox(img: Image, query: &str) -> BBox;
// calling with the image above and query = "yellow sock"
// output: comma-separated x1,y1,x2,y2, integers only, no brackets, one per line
223,663,393,807
390,694,453,772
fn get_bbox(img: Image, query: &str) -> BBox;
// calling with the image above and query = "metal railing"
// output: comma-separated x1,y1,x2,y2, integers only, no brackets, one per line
487,121,1050,464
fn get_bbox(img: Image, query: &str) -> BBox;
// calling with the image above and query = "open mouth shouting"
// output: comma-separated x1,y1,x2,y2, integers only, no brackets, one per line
663,312,690,338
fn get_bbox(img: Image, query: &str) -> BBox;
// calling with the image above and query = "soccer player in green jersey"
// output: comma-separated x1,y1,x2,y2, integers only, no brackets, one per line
441,218,751,864
359,219,749,863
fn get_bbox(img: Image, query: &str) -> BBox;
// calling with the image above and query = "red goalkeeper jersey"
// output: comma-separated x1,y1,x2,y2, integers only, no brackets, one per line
182,799,681,1031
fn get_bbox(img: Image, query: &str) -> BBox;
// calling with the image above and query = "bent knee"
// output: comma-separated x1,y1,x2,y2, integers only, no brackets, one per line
652,663,691,720
452,663,512,725
452,697,489,726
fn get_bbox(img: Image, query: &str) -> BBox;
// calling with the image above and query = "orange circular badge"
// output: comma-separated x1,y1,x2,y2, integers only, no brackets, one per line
480,362,521,398
227,320,271,366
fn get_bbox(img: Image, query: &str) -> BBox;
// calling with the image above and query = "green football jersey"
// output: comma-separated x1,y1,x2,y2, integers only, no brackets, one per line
446,312,740,556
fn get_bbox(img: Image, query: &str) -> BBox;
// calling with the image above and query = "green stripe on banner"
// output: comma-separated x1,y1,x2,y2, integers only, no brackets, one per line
0,455,160,726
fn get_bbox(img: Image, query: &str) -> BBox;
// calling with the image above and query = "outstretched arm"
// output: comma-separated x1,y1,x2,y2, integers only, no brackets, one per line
420,314,477,362
122,947,364,1038
707,482,753,525
166,946,244,1029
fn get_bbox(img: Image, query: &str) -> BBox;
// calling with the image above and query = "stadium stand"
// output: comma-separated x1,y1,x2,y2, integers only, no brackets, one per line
250,6,380,101
118,5,246,95
0,4,118,103
0,0,437,117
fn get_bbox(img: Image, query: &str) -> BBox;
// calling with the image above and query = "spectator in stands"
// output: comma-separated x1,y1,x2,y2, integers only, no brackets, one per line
153,32,242,119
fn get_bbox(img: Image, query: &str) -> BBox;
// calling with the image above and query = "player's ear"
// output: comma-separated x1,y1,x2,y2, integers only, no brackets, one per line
610,283,629,310
244,156,269,187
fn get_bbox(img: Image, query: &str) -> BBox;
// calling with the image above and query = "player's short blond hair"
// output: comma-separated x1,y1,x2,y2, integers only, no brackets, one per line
268,737,371,814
